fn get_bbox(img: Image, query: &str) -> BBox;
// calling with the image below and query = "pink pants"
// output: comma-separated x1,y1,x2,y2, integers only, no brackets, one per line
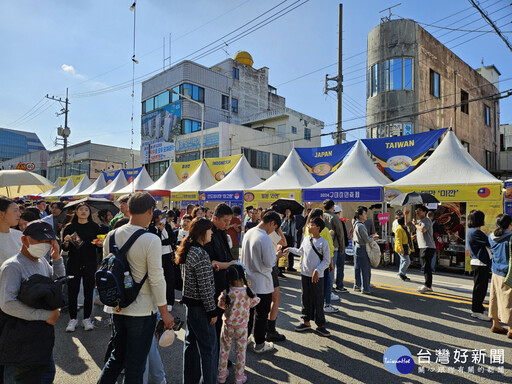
218,324,248,380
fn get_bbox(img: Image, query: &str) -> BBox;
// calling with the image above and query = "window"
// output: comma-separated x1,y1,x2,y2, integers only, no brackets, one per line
430,70,440,98
231,98,238,113
176,151,200,162
204,148,219,158
142,98,154,114
304,127,311,141
462,141,470,152
484,105,491,126
368,57,413,98
221,95,229,110
181,119,202,134
486,150,496,170
171,86,180,102
154,91,170,109
461,90,469,114
232,67,239,79
242,148,269,170
403,123,413,135
146,160,169,181
388,58,402,91
291,126,297,134
277,124,286,138
272,154,286,171
404,58,413,90
178,83,204,103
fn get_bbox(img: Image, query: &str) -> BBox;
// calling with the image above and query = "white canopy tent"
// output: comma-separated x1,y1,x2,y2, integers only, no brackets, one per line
44,177,75,199
91,172,128,198
63,176,92,198
204,156,262,192
115,168,154,195
145,166,180,196
171,161,216,194
74,173,107,198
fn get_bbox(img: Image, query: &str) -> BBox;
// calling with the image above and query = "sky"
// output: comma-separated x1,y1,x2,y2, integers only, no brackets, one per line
0,0,511,153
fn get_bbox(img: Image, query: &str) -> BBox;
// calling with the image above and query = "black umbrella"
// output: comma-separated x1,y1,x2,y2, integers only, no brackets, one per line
64,197,120,215
389,192,440,206
270,198,304,215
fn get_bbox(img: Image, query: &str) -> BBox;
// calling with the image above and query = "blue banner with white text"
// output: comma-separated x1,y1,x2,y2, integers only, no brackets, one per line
303,187,383,203
102,169,122,185
362,128,447,180
295,141,356,182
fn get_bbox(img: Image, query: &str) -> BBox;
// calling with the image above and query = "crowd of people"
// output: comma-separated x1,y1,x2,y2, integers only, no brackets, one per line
0,193,510,383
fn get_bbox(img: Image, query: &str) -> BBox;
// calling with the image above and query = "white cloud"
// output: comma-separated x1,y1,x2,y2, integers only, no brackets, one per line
61,64,76,74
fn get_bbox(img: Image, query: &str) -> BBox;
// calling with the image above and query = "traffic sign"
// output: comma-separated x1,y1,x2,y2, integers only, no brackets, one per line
25,162,35,171
16,162,26,170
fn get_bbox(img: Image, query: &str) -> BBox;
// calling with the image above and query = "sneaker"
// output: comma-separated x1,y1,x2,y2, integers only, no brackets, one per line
337,287,348,293
353,286,361,292
66,319,78,333
315,327,331,337
361,291,372,295
287,267,297,272
265,330,286,342
235,374,247,384
82,318,94,331
330,293,340,301
417,285,431,294
404,276,411,281
218,371,229,384
323,304,339,313
253,341,274,354
471,312,491,321
397,273,406,281
295,323,312,332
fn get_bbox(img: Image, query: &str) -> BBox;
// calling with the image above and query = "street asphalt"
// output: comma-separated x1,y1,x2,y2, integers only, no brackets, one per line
53,264,511,384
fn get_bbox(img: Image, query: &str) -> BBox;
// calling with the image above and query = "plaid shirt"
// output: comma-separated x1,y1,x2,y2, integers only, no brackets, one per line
181,245,216,314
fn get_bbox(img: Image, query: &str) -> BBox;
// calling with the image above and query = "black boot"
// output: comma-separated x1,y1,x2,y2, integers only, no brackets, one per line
266,320,286,342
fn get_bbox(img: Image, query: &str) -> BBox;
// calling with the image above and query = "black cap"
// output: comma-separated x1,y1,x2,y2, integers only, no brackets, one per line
23,220,57,241
36,200,46,205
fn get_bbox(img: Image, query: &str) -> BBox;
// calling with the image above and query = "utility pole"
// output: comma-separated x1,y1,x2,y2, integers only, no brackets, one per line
46,88,71,177
325,3,343,144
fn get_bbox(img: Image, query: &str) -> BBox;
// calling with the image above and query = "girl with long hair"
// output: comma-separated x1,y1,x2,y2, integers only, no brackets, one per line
176,218,218,384
62,202,100,332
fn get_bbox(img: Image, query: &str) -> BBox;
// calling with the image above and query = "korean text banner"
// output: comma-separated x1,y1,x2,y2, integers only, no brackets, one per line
295,141,355,182
57,176,71,187
205,154,242,182
384,183,502,203
362,128,447,180
123,167,143,183
303,187,382,203
201,190,243,202
141,101,182,163
172,191,199,201
103,169,122,185
244,190,302,204
172,159,202,183
71,175,85,185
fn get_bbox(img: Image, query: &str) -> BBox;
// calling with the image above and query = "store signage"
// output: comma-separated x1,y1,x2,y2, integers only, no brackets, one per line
202,190,243,202
384,184,502,202
176,133,219,152
362,128,447,180
303,187,382,203
295,141,355,182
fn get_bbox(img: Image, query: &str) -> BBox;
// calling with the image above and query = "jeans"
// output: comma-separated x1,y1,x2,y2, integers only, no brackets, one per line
398,254,411,276
67,263,96,320
420,248,435,288
354,244,371,292
471,265,490,313
335,251,345,289
98,313,157,384
324,251,336,304
183,305,218,384
247,293,272,345
301,275,325,327
143,337,165,384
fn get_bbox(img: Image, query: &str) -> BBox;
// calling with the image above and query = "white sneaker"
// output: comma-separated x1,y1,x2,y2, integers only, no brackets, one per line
253,341,274,354
82,318,94,331
330,293,340,301
324,304,339,313
66,319,78,332
471,312,491,321
417,285,432,294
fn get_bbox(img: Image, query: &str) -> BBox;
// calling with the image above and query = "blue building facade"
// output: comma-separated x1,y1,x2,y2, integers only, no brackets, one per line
0,128,46,161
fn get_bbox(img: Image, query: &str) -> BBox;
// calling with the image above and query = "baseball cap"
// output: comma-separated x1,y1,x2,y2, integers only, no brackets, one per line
333,205,342,213
158,329,176,347
153,209,163,220
23,220,57,241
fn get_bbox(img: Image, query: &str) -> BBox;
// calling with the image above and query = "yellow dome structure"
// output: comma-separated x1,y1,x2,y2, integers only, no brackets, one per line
234,51,253,67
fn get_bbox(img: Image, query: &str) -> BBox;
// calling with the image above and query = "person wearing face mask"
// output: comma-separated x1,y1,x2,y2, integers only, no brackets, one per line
0,220,64,383
61,203,101,332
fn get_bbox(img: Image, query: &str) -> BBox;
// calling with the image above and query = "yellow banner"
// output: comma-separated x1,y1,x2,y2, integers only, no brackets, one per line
72,174,85,185
172,160,202,183
384,183,502,202
205,154,242,182
172,191,199,201
58,176,71,187
244,190,302,205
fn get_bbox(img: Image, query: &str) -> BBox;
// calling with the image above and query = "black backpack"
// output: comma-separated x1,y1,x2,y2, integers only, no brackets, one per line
95,229,148,309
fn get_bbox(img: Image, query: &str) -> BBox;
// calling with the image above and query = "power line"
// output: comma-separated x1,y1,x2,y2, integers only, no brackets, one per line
469,0,512,51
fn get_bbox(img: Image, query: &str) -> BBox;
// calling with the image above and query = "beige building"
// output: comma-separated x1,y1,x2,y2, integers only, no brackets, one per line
366,19,500,170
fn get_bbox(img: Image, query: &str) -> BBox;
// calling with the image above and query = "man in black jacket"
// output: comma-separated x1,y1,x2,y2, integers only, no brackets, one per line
204,204,236,357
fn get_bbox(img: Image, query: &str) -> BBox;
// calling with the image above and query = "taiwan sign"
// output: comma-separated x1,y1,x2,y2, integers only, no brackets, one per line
295,141,355,182
362,128,447,180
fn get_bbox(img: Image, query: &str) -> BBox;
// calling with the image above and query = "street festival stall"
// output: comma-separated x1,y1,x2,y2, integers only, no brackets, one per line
63,175,92,199
385,130,503,271
114,167,154,199
303,141,392,260
171,160,216,213
201,155,262,210
44,176,77,201
245,149,317,209
144,166,181,206
90,170,128,199
73,173,107,199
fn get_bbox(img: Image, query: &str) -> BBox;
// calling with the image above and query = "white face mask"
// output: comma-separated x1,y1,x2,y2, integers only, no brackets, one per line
27,242,52,258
